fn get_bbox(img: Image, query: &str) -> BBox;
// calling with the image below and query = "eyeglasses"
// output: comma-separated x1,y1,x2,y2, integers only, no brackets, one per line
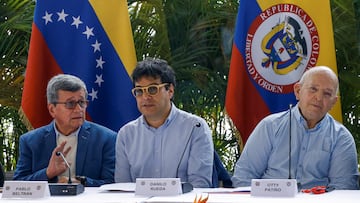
54,100,88,109
131,83,169,97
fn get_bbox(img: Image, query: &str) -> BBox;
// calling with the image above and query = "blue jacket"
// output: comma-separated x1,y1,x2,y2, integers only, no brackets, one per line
13,121,116,187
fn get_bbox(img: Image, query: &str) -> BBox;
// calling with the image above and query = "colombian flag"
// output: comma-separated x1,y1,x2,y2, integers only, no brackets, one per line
21,0,140,132
225,0,342,144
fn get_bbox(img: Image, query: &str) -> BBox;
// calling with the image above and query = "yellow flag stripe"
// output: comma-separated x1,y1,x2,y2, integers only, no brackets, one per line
89,0,137,76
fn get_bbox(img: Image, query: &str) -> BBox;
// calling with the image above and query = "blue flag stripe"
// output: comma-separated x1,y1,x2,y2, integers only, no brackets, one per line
33,0,139,131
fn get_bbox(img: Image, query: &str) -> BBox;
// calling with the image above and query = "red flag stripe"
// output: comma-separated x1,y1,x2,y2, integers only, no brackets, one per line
21,23,62,128
226,45,269,144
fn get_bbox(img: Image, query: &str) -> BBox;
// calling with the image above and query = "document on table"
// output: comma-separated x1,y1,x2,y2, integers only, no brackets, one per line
145,187,251,203
98,182,136,192
195,187,251,194
99,183,250,194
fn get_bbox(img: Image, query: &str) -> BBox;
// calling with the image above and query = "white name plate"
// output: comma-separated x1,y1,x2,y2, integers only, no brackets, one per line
135,178,182,196
2,181,50,199
251,179,298,197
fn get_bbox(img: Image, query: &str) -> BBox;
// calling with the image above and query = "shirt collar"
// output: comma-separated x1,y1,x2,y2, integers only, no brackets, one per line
141,103,177,129
53,121,81,138
294,104,326,132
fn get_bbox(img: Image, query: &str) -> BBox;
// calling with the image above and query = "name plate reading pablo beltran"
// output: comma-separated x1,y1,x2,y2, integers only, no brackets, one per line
2,181,50,199
135,178,182,196
251,179,298,197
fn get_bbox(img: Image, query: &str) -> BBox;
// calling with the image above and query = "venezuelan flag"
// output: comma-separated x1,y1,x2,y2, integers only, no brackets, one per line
21,0,140,132
225,0,341,144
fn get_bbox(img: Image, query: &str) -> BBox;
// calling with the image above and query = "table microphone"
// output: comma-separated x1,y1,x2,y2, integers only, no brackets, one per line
48,151,84,196
288,104,302,190
175,122,201,193
288,104,292,180
250,104,298,197
55,151,72,184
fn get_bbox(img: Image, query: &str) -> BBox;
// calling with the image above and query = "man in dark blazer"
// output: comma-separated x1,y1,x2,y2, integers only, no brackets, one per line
13,74,116,187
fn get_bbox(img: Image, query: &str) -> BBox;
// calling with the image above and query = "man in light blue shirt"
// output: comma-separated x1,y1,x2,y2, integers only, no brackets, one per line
232,66,359,190
115,58,214,188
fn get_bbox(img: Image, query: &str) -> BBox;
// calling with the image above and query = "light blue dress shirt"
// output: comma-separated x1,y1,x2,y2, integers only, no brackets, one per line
232,104,359,190
115,104,214,188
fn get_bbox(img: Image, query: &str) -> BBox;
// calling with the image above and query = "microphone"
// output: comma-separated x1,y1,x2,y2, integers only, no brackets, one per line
48,151,84,196
56,151,72,184
288,104,292,179
250,104,298,197
175,122,200,193
288,104,302,190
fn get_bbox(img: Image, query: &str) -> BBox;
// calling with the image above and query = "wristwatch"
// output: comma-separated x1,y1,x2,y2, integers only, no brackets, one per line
76,176,86,186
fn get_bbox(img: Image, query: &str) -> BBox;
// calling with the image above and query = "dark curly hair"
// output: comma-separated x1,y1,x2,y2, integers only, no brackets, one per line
131,57,176,88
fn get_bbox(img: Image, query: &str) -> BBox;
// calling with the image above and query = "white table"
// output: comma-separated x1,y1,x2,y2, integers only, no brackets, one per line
1,187,360,203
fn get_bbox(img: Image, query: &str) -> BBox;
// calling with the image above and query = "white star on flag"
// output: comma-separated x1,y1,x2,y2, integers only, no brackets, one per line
57,9,68,22
42,11,53,25
89,88,98,101
96,56,105,69
95,74,104,87
92,40,102,53
83,26,94,39
71,16,83,29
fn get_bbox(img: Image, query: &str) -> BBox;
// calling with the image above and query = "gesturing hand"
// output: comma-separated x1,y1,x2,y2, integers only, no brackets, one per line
46,141,71,179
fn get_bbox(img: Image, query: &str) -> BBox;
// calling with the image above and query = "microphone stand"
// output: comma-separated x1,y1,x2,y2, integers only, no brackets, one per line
175,122,200,193
288,104,302,190
288,104,292,179
48,151,84,195
56,151,72,184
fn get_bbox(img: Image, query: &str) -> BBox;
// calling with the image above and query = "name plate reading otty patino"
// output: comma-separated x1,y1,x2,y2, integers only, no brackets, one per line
135,178,182,196
251,179,298,197
2,181,50,199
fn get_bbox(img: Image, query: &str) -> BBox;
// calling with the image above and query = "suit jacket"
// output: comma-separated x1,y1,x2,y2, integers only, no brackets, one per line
13,121,116,187
212,151,232,188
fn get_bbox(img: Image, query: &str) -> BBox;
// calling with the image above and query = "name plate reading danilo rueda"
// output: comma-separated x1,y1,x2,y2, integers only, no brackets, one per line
135,178,182,196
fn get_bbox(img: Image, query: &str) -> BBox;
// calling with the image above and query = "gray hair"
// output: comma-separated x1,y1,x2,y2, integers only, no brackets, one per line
46,74,88,104
299,66,339,94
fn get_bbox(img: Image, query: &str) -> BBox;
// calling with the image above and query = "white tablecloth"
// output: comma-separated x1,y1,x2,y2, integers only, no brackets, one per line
1,187,360,203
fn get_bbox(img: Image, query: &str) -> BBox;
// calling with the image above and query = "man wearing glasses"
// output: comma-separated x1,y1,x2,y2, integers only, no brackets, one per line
14,74,116,187
115,58,214,188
